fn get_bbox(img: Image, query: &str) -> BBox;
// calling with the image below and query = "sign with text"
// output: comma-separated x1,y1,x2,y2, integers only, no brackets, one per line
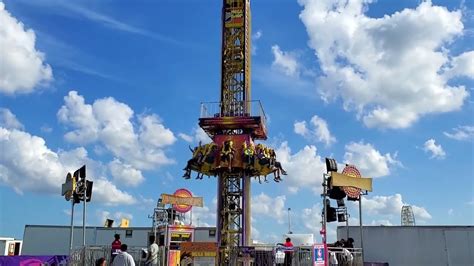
313,244,326,266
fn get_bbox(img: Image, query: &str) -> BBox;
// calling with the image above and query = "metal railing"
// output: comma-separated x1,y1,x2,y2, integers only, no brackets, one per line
68,245,153,266
200,100,266,121
225,245,361,266
67,245,362,266
327,247,363,266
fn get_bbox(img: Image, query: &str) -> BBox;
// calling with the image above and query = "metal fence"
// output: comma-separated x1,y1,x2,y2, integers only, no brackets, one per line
68,245,362,266
226,246,362,266
69,245,152,266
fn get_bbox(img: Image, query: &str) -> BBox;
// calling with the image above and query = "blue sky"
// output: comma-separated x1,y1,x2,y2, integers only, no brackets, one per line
0,0,473,244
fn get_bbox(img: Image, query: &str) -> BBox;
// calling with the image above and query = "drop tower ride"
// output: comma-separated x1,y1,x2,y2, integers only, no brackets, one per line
183,0,285,264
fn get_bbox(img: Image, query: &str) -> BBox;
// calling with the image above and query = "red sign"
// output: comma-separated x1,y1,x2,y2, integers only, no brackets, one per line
342,165,361,198
172,188,193,213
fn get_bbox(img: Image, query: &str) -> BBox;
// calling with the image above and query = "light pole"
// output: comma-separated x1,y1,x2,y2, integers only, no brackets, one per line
287,208,292,234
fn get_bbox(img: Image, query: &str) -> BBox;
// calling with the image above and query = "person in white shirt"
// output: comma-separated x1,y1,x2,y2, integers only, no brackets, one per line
145,235,159,265
112,244,136,266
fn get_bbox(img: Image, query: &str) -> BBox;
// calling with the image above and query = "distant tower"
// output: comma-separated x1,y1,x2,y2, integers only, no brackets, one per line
401,205,416,226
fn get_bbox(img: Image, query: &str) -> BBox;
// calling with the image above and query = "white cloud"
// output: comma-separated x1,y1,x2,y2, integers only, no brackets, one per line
275,141,326,194
362,194,432,222
444,125,474,141
93,179,137,206
298,0,470,129
194,127,212,143
443,51,474,79
253,30,262,40
191,200,217,227
271,45,300,77
252,30,262,55
0,125,137,205
179,127,212,144
370,219,392,226
252,193,287,224
57,91,176,170
178,133,193,143
0,128,65,194
344,141,400,178
0,2,53,95
423,138,446,159
108,159,144,187
0,108,23,130
294,115,336,146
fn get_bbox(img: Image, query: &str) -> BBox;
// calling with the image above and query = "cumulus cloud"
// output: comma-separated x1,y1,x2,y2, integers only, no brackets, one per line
191,198,217,227
275,141,326,194
0,108,23,130
423,138,446,159
298,0,471,129
57,91,176,170
0,2,53,95
443,51,474,79
90,179,137,206
294,115,336,146
178,127,211,144
444,125,474,141
0,128,65,194
271,45,300,77
344,141,400,178
108,159,144,187
252,193,287,224
362,193,432,221
0,124,136,205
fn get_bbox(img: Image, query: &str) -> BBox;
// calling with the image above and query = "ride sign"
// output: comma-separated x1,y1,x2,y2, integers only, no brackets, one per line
342,165,362,199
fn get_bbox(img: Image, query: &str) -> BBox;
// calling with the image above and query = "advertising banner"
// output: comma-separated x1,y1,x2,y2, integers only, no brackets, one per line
313,244,326,266
0,255,68,265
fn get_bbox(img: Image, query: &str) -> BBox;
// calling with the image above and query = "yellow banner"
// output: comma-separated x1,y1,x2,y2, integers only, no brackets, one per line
331,172,373,191
161,194,203,207
191,252,216,257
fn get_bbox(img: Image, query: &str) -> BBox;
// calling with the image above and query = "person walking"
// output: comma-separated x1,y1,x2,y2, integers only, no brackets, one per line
283,237,294,266
112,244,135,266
145,235,159,266
111,234,122,263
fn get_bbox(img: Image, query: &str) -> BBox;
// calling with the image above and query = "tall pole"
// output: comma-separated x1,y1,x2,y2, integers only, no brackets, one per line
287,208,290,234
359,193,364,263
322,173,328,266
82,181,87,266
69,200,75,256
346,211,349,240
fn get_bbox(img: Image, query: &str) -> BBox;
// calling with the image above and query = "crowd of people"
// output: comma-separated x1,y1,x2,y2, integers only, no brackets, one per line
94,234,159,266
182,140,287,183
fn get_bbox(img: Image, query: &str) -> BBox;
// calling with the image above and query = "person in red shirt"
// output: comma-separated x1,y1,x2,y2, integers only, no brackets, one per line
111,234,122,262
283,237,294,266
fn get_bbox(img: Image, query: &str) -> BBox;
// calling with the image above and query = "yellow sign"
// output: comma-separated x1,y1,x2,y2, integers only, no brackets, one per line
119,218,130,228
161,194,203,207
171,233,190,238
331,172,373,191
191,252,217,257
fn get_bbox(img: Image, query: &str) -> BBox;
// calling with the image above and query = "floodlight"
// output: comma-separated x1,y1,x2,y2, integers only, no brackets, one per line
325,158,338,173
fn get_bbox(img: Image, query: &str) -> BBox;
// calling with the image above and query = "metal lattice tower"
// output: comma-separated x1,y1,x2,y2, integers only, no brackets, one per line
401,205,416,226
195,0,271,264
